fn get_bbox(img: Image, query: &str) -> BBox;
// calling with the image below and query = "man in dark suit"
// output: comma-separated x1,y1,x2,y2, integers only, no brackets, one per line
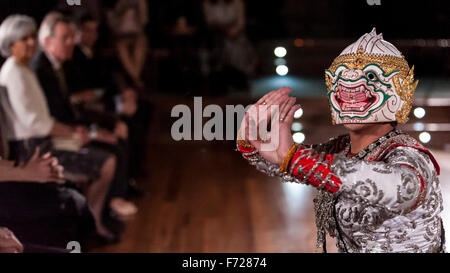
31,49,79,124
31,12,138,224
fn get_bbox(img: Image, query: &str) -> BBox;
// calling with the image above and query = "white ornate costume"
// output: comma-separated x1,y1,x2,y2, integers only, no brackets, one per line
237,29,445,253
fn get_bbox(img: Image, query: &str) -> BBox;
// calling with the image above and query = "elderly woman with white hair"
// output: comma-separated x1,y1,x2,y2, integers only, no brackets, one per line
0,14,120,245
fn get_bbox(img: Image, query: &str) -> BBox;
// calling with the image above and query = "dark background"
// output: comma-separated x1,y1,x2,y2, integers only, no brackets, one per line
1,0,449,39
0,0,449,79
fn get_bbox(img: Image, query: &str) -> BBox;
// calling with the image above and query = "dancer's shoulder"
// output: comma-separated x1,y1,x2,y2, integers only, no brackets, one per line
375,132,440,175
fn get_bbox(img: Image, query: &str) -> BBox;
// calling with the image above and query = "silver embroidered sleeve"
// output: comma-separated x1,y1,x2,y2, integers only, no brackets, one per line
237,135,348,187
237,143,305,184
331,146,436,216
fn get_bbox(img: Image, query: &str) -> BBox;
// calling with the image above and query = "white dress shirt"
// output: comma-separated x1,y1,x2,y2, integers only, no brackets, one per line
0,57,54,141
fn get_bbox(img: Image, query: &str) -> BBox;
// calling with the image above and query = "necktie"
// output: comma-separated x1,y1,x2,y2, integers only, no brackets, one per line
0,124,5,158
54,67,80,120
55,67,70,98
0,87,9,158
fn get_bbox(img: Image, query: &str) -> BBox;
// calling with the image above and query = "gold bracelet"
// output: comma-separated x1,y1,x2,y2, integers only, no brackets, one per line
237,128,256,149
279,144,299,174
237,139,256,149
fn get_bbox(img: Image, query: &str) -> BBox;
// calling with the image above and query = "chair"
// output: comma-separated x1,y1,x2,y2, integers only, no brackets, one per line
0,85,13,159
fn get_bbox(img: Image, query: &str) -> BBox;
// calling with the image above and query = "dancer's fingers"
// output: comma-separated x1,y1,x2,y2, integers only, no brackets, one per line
280,97,297,121
284,104,302,124
256,86,291,106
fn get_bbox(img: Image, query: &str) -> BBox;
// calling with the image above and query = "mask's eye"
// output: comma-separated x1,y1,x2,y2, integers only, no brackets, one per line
366,71,377,81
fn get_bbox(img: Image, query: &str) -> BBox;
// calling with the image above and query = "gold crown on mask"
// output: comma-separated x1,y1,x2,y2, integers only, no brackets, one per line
325,28,418,124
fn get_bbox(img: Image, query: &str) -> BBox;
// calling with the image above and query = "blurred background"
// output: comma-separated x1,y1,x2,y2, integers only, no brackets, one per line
0,0,449,253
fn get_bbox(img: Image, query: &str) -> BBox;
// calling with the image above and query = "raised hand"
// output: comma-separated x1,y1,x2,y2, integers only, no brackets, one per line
239,87,292,141
240,87,301,165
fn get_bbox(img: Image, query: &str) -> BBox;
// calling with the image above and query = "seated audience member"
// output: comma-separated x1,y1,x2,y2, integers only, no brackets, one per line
31,12,137,217
68,13,149,194
0,147,94,250
0,227,23,253
67,14,138,119
32,13,123,139
0,14,118,242
1,102,92,251
1,108,93,250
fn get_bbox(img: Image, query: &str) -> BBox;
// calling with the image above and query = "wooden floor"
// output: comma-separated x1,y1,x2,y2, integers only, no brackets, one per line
90,97,450,253
91,140,323,253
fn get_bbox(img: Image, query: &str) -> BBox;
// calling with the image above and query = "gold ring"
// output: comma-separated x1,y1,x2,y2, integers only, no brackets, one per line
258,133,267,142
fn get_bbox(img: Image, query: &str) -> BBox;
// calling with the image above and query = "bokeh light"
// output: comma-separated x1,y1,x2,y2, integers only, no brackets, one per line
291,122,303,132
292,132,305,144
274,58,286,66
414,107,426,119
276,65,289,76
294,38,304,47
413,122,425,131
419,132,431,143
274,47,287,58
294,108,303,119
